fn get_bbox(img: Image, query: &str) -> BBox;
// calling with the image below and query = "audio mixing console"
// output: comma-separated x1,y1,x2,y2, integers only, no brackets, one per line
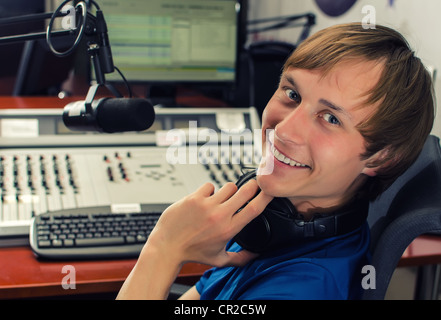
0,107,261,244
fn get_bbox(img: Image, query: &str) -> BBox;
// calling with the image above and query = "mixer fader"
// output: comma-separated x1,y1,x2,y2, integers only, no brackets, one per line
0,107,261,241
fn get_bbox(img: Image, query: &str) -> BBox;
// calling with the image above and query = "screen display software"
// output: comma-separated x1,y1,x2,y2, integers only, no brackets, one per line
99,0,240,83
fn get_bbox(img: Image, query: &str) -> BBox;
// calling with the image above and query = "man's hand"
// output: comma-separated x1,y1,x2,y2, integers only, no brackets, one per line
117,180,273,300
146,180,273,268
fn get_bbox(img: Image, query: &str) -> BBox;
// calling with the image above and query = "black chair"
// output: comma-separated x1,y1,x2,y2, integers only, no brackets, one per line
365,135,441,299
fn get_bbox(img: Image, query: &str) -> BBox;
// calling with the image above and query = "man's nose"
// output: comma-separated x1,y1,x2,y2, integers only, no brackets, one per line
275,104,311,146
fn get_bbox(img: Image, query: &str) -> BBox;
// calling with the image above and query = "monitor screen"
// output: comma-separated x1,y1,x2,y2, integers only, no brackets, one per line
99,0,242,84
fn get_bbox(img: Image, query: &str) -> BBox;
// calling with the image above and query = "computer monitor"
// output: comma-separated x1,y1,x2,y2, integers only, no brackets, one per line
99,0,244,88
0,0,45,95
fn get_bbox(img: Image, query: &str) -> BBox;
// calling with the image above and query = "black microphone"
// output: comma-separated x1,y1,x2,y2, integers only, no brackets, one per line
62,98,155,133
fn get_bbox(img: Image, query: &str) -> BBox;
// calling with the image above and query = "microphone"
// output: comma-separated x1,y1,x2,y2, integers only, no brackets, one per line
63,98,155,133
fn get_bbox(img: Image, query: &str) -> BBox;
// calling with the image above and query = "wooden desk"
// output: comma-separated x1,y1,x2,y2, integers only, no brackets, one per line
398,235,441,300
1,235,440,299
399,235,441,268
0,245,209,299
0,90,231,110
0,96,79,109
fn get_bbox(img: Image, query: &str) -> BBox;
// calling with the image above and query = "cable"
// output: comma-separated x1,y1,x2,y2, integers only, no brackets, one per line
114,66,133,98
46,0,87,57
47,0,133,99
87,0,101,10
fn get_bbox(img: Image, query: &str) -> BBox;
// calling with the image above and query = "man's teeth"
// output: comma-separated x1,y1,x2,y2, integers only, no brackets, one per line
272,145,309,168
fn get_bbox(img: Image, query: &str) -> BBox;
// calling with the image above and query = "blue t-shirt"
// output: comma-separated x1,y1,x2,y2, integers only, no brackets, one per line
195,223,371,300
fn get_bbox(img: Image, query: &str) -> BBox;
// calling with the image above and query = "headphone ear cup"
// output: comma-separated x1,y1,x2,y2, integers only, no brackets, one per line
234,170,270,252
234,213,271,253
233,170,298,253
234,197,297,253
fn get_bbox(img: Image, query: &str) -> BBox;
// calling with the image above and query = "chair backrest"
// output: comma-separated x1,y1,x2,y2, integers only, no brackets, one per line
364,135,441,299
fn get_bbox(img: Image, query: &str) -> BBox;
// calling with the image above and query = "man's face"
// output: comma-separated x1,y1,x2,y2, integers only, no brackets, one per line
257,60,384,213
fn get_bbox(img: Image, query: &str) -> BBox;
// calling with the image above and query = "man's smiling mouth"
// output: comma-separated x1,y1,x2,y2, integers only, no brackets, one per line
271,144,311,169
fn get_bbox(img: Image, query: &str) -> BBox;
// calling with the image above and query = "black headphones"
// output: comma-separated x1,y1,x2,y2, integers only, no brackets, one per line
233,170,369,253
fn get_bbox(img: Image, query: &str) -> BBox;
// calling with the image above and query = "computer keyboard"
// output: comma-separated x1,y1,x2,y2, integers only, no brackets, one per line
29,204,168,259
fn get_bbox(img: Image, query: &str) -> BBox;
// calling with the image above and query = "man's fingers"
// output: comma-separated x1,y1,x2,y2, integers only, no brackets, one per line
210,182,238,203
231,191,274,233
224,179,260,209
196,182,216,197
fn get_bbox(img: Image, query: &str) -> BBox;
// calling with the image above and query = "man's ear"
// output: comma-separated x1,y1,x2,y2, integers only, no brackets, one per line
361,148,392,177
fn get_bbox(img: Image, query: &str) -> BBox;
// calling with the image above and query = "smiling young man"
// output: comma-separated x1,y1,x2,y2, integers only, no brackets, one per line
258,60,385,216
117,23,435,300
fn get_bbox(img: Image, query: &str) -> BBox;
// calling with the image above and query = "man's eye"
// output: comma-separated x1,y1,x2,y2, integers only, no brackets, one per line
284,89,301,104
322,113,341,126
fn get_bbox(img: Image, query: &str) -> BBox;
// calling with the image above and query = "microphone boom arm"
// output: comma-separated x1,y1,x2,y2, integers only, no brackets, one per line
0,0,123,110
0,0,155,134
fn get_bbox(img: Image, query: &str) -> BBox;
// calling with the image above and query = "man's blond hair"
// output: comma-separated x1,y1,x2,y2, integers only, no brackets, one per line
283,23,435,198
